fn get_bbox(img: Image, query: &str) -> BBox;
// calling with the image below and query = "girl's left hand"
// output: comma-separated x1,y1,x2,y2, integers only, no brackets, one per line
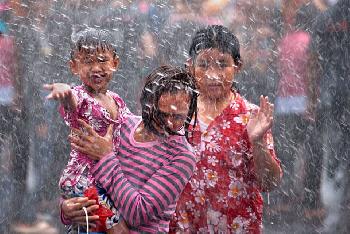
247,96,274,143
69,119,114,160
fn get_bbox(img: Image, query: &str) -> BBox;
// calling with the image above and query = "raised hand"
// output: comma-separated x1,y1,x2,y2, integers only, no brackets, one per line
43,83,77,110
247,96,274,143
69,119,114,160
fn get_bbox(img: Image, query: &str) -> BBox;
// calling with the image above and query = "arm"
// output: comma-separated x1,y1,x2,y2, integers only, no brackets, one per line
91,150,196,227
247,96,282,191
69,120,196,226
43,83,77,111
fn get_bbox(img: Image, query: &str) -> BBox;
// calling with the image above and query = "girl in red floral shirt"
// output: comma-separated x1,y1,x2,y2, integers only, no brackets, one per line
170,25,282,234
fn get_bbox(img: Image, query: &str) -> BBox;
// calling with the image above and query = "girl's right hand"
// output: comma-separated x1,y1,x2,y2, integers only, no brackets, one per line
44,83,77,110
43,83,72,101
61,197,100,227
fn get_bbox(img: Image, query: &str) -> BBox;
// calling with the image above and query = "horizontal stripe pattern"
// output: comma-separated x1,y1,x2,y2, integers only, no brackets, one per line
92,114,195,233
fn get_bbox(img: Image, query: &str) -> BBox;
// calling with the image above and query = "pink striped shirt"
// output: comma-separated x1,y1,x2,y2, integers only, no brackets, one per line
92,114,196,233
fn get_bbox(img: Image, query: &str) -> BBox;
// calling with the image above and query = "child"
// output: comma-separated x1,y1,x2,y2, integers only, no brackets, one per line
44,29,129,233
169,25,281,233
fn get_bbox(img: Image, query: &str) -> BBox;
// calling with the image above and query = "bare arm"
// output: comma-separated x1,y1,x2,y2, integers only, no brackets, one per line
247,96,282,191
43,83,77,111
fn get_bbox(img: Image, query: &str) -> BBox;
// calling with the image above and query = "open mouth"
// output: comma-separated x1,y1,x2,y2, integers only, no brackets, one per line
207,83,222,88
90,74,106,84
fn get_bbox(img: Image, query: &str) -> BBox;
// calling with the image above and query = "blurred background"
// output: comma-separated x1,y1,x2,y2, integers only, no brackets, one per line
0,0,349,233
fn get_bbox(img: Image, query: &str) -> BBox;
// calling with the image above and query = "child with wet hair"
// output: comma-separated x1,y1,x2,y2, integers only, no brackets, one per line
44,28,129,233
170,25,282,233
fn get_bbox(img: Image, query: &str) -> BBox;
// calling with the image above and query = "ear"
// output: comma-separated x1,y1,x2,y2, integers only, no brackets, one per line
112,56,120,70
235,60,243,73
69,60,79,75
185,58,195,76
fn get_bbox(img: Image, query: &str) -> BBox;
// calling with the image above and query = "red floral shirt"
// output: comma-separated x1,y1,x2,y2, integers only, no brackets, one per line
170,94,280,234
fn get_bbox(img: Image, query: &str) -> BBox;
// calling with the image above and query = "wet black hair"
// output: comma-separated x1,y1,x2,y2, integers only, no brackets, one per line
189,25,242,67
70,28,118,59
189,25,241,92
140,65,198,140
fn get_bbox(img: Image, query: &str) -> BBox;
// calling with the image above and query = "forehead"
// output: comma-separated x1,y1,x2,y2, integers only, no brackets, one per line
196,48,233,61
158,91,191,112
74,47,115,58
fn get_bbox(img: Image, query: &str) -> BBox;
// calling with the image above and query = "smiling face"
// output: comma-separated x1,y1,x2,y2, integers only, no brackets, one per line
193,48,237,101
70,48,119,93
156,90,191,132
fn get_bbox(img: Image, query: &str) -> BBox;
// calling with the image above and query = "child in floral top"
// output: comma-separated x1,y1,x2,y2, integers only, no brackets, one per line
45,29,129,233
170,25,282,233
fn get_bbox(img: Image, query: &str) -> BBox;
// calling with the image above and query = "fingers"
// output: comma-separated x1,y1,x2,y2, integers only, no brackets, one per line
74,220,97,228
45,89,72,100
72,215,99,224
70,204,99,218
70,128,93,143
43,84,53,91
77,119,97,137
106,124,114,139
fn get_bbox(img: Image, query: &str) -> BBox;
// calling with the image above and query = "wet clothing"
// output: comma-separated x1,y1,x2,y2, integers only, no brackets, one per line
92,114,196,233
170,94,281,233
59,85,130,232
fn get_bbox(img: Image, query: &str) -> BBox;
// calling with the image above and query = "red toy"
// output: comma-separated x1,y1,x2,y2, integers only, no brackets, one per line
84,187,114,232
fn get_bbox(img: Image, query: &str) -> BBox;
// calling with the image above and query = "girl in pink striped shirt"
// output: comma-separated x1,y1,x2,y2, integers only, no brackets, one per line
63,65,199,233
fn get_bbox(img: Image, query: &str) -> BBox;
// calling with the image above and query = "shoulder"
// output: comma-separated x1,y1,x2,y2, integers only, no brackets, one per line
122,113,141,127
234,94,259,113
107,90,126,106
168,136,195,162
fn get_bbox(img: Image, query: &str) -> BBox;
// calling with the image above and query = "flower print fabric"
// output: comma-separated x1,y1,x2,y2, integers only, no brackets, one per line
58,86,130,232
170,94,281,234
58,85,130,197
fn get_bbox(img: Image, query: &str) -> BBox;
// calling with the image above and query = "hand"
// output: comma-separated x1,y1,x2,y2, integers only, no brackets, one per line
61,197,99,227
44,83,72,101
247,96,274,143
69,119,114,160
44,83,77,110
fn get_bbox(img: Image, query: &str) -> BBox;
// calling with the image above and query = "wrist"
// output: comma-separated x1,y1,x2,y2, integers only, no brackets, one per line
60,200,72,225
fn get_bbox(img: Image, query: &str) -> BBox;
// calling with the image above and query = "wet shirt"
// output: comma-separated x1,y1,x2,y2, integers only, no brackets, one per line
170,94,280,233
92,114,196,233
59,85,130,197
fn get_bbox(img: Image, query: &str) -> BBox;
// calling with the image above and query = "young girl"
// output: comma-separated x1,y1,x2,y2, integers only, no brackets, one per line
170,25,282,233
44,29,129,233
62,65,199,233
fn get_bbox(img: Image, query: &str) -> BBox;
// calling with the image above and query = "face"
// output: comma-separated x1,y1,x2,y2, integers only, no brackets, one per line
193,48,237,100
70,49,119,92
157,91,191,132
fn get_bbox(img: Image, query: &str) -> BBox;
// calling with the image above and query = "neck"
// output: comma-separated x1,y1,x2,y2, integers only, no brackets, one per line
134,121,160,143
198,92,235,123
83,84,107,95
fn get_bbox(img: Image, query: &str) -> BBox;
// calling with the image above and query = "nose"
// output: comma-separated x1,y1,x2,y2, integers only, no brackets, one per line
91,61,103,73
205,68,220,81
167,118,184,131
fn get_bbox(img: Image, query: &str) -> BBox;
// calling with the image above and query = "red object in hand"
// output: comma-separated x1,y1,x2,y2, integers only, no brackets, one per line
84,187,114,232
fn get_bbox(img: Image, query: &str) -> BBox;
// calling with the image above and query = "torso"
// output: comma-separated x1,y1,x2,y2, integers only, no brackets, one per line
170,94,278,234
119,114,193,233
59,85,129,197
